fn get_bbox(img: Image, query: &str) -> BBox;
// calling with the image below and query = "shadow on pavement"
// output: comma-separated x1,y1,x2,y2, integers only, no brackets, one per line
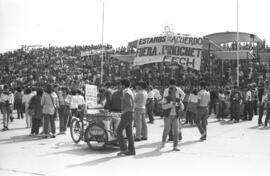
0,135,43,144
65,140,201,168
66,155,119,168
45,144,119,156
248,125,270,130
134,139,200,159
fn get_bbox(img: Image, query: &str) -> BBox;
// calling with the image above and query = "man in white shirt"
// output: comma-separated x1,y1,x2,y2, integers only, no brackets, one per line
0,85,13,131
163,79,185,101
162,79,185,141
196,82,210,140
243,85,253,121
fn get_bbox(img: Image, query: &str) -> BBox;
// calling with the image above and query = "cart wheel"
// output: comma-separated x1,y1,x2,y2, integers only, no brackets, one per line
85,124,108,150
70,118,84,144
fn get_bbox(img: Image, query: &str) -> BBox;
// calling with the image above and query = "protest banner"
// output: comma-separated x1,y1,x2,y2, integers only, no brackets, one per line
85,84,98,109
134,34,203,70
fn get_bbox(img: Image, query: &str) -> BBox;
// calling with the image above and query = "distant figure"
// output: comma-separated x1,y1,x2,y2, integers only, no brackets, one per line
29,88,43,135
196,82,210,140
134,81,148,141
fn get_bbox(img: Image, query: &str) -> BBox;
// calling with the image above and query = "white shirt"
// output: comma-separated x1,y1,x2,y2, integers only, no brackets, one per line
198,89,210,107
0,93,13,104
152,88,162,100
148,90,155,99
70,95,79,109
189,94,198,103
246,90,252,101
77,95,85,106
22,94,33,107
163,86,185,101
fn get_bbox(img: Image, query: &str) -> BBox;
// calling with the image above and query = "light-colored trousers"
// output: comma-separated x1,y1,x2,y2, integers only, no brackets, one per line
162,115,179,147
134,108,147,139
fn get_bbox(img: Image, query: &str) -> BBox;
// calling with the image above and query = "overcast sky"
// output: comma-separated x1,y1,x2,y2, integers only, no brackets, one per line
0,0,269,53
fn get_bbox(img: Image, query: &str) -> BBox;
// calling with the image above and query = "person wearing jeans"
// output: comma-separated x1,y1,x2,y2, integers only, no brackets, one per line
0,85,13,131
41,84,56,138
117,79,135,156
196,82,210,140
161,86,181,151
134,81,148,141
58,87,71,134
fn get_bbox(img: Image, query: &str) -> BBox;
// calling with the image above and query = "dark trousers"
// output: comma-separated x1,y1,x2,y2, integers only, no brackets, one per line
243,101,253,120
196,107,208,135
146,99,154,122
258,103,265,125
217,101,226,119
59,105,69,132
209,100,217,115
265,108,270,126
253,100,258,115
44,114,56,135
31,118,41,134
67,108,77,127
116,112,135,153
230,101,240,121
185,111,196,124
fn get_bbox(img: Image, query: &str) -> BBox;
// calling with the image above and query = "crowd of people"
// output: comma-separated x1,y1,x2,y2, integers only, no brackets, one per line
1,76,270,155
1,41,270,156
1,42,270,91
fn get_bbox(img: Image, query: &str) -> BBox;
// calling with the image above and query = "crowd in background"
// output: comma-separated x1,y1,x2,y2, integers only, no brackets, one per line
0,42,270,91
1,41,270,137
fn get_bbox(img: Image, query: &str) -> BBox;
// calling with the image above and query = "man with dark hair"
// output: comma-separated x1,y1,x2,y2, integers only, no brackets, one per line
163,79,185,100
116,79,136,156
162,79,185,141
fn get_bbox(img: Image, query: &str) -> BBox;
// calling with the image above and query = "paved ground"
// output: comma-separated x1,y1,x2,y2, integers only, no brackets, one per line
0,114,270,176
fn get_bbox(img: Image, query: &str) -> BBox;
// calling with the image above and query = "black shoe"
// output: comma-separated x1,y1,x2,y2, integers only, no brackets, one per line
117,150,129,156
179,133,183,141
134,138,141,142
200,133,207,140
168,138,173,141
173,147,180,151
51,135,56,138
141,137,147,141
125,151,136,155
147,121,154,124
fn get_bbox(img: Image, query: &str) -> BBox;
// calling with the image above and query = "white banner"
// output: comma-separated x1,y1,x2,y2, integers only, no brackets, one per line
134,35,203,70
85,84,98,109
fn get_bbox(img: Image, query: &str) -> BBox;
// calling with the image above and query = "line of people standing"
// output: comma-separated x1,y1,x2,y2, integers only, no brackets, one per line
0,84,86,137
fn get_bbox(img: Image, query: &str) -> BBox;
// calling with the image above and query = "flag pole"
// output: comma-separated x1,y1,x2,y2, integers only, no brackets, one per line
237,0,240,87
101,2,104,85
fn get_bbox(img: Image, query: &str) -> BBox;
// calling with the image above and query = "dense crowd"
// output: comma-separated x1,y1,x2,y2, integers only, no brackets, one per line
1,40,270,154
1,42,269,91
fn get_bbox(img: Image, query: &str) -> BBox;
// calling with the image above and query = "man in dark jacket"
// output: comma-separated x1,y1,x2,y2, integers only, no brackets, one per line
109,82,123,112
230,86,242,123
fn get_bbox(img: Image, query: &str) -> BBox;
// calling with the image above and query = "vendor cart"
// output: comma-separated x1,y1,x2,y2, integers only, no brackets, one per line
70,109,122,150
